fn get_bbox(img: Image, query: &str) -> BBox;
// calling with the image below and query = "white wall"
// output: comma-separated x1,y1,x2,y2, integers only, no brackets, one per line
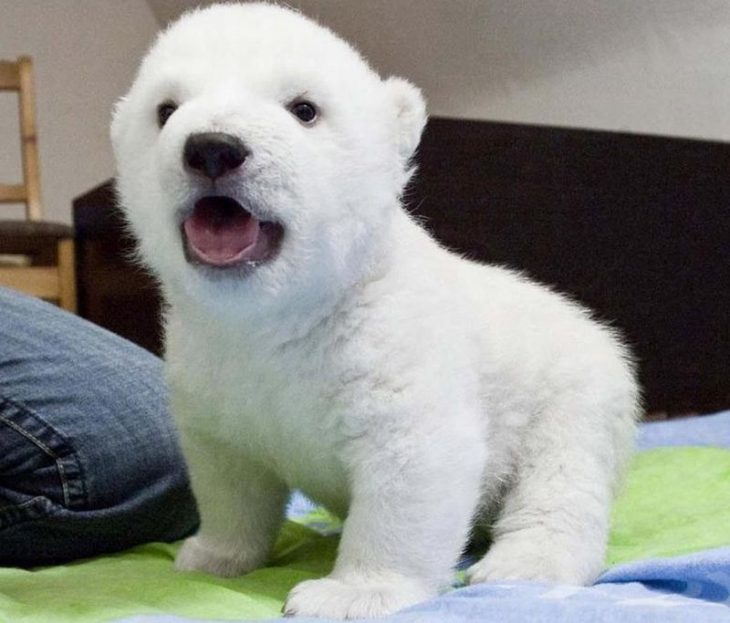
0,0,159,223
149,0,730,142
4,0,729,224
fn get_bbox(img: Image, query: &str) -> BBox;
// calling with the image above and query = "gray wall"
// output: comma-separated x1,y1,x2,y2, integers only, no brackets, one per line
151,0,730,140
0,0,159,223
3,0,730,223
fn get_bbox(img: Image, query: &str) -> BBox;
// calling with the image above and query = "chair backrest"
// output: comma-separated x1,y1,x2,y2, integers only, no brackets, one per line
0,56,42,221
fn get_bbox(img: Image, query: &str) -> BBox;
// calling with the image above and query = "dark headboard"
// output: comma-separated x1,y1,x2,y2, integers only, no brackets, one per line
74,117,730,416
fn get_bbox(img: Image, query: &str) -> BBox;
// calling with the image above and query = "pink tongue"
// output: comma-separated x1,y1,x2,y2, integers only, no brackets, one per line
183,200,260,265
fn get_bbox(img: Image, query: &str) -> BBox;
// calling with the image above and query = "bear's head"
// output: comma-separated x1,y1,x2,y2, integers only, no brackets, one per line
111,3,426,322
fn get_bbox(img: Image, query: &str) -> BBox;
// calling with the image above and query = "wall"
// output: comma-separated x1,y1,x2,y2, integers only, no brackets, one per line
148,0,730,142
4,0,729,224
0,0,159,223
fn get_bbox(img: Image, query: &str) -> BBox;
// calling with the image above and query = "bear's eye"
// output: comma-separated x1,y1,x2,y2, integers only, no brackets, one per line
157,101,178,128
289,100,318,125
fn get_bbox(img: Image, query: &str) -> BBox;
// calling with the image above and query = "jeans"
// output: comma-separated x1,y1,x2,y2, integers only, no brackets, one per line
0,287,198,566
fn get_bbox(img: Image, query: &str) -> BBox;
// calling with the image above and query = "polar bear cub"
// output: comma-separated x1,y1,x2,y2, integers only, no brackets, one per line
111,3,640,619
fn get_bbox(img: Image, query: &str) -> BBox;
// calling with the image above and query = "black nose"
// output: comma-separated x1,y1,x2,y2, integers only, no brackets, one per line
183,132,249,180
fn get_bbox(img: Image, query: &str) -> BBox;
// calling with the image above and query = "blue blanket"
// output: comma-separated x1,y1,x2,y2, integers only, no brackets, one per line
119,411,730,623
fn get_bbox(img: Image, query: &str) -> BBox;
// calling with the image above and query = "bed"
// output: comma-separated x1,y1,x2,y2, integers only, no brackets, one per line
3,412,730,622
17,116,725,622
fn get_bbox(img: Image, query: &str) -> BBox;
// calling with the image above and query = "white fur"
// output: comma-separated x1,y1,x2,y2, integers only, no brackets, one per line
111,3,640,619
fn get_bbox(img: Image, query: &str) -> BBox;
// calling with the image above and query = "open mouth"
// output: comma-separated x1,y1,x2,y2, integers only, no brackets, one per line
181,196,283,269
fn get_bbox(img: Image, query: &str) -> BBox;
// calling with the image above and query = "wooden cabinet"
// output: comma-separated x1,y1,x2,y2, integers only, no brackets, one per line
73,181,163,355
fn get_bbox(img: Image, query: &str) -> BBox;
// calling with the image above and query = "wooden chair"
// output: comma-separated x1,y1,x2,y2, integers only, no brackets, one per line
0,55,76,312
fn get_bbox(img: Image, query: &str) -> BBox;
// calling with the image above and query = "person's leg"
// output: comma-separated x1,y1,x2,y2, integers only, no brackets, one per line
0,287,198,567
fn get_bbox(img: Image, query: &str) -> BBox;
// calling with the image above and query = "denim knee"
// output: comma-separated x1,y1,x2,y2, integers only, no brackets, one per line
0,393,198,567
0,397,86,531
0,288,198,566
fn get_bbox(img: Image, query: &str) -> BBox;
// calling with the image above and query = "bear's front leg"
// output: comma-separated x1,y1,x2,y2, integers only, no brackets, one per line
175,429,288,577
284,428,486,619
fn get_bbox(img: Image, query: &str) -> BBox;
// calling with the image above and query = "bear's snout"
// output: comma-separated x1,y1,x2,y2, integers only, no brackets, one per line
183,132,249,181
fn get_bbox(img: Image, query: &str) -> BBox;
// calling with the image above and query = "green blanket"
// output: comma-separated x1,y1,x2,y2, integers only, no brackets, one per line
2,447,729,623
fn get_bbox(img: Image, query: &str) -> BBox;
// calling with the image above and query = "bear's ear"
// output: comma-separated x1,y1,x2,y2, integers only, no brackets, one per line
384,76,427,163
